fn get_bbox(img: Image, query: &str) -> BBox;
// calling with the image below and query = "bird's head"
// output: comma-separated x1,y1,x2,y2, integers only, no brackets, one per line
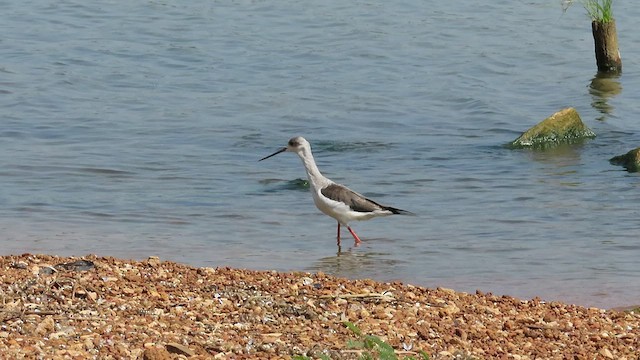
259,136,310,161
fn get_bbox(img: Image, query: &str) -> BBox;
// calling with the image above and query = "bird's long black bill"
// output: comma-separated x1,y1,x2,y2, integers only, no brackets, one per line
259,147,287,161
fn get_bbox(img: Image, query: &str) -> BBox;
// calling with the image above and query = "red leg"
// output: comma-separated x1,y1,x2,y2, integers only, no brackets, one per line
336,222,341,246
347,226,362,245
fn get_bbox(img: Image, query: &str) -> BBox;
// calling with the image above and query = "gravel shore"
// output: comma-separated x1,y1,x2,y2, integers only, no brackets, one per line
0,254,638,359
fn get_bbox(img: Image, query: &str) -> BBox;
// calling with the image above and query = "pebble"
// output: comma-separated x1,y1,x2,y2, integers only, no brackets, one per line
142,347,172,360
599,347,614,359
165,342,195,356
0,254,637,359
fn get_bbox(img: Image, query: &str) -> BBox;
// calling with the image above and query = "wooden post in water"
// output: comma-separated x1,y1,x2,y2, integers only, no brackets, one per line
591,19,621,73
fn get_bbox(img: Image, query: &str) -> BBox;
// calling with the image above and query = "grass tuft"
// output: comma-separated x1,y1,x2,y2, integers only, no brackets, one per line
295,322,430,360
584,0,614,22
563,0,614,22
343,321,430,360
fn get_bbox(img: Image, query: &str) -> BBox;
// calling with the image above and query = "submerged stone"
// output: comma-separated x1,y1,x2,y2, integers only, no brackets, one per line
508,108,596,149
609,147,640,172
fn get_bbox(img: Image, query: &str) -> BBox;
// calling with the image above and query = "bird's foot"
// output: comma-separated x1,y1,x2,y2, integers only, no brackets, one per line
347,226,362,246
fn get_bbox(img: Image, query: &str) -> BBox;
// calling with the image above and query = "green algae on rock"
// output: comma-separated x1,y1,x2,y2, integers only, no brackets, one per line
610,147,640,172
508,107,596,149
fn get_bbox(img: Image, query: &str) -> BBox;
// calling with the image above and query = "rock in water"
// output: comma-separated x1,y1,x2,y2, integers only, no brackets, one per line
509,108,596,149
610,147,640,172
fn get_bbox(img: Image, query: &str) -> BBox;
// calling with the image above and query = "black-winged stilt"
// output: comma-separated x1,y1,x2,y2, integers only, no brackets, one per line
260,136,413,246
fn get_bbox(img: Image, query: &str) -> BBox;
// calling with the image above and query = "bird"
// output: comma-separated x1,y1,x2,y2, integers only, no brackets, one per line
259,136,413,246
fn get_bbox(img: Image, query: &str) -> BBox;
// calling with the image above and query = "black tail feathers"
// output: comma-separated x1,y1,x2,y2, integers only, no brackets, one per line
385,206,415,216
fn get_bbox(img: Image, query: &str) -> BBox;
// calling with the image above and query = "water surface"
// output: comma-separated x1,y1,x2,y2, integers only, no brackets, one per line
2,1,640,308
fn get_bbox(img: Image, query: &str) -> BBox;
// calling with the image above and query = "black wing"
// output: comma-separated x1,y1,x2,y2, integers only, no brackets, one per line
320,183,412,214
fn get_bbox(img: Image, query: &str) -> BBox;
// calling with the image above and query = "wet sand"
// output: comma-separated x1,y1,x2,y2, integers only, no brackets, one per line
0,254,638,359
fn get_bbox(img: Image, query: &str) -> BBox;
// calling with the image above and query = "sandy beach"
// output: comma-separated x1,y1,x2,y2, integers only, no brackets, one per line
0,254,637,359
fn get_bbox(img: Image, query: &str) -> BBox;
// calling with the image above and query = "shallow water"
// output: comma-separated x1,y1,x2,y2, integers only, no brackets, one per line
2,1,640,308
